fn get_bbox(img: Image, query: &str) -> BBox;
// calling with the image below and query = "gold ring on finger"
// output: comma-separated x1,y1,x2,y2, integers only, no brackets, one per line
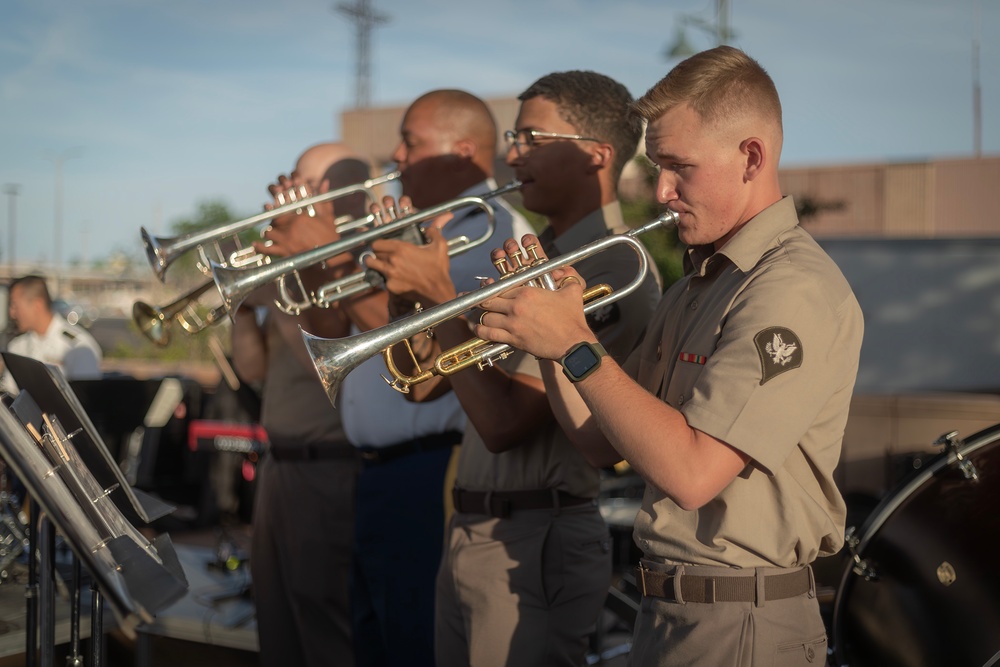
559,276,581,289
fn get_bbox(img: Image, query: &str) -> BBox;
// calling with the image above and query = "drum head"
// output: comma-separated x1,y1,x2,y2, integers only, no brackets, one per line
832,423,1000,666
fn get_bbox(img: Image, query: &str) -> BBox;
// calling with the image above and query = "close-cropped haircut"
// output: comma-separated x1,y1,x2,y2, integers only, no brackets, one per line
632,46,782,134
10,274,52,308
518,71,643,183
411,89,498,155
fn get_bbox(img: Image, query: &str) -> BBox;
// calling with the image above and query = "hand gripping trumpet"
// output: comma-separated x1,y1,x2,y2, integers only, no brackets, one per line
301,210,679,406
140,170,401,281
211,180,523,317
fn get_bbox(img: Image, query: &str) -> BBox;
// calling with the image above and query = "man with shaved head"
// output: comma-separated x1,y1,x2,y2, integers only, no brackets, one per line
231,141,370,667
333,89,529,667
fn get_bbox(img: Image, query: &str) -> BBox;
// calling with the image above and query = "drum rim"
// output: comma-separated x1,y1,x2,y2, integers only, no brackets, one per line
851,421,1000,554
830,420,1000,662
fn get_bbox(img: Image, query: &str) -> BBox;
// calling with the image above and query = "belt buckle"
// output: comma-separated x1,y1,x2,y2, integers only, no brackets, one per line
636,564,650,597
485,492,511,519
360,449,380,462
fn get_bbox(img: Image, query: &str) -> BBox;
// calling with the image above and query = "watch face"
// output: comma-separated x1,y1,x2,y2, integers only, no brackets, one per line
564,344,600,378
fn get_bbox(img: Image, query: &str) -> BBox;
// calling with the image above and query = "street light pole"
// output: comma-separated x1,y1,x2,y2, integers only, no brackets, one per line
3,184,19,277
46,148,83,295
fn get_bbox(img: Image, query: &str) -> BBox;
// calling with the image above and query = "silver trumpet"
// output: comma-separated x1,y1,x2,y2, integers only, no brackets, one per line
212,180,523,317
141,170,401,281
301,210,679,406
132,280,228,346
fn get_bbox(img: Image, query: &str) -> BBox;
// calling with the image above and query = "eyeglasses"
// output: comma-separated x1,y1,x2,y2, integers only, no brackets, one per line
503,129,602,157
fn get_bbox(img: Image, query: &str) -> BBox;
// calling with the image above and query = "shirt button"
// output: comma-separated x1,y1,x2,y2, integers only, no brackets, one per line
677,394,684,405
689,300,698,310
640,539,650,550
806,647,815,662
656,343,662,360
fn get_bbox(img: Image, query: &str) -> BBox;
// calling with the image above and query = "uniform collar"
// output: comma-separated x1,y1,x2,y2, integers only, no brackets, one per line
39,313,66,340
540,201,625,256
688,196,799,276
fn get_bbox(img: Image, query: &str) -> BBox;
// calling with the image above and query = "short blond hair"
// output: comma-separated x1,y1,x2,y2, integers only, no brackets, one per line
633,46,782,136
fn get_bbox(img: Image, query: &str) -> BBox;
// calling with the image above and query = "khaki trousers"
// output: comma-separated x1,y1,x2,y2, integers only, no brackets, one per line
435,505,611,667
628,561,826,667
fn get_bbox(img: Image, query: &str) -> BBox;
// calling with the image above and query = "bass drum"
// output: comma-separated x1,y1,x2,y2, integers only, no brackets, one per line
832,422,1000,667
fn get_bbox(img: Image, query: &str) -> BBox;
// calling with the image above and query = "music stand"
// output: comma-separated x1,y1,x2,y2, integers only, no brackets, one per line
0,355,188,664
1,352,175,525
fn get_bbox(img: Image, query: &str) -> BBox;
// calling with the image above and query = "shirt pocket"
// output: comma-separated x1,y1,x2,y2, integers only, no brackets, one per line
662,350,710,409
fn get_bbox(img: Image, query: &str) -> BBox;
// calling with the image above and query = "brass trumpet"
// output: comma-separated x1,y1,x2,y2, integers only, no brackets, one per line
301,210,679,405
141,170,401,281
132,281,228,346
211,180,522,317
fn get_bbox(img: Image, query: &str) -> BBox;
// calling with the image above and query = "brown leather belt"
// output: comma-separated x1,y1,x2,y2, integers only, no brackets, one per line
636,565,812,604
452,488,595,519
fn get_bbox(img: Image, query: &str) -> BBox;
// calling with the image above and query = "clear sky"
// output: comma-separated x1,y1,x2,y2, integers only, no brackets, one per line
1,0,997,270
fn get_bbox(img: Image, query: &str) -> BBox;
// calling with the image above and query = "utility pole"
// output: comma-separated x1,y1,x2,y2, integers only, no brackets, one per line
3,184,19,276
665,0,735,60
973,0,982,158
336,0,390,109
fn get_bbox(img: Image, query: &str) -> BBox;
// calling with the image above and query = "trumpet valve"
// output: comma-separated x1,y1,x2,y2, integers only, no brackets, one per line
524,243,545,264
493,256,512,276
510,249,526,270
296,185,316,217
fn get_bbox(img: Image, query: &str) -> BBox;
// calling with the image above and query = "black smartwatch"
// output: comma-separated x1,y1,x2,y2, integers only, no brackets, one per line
560,341,607,383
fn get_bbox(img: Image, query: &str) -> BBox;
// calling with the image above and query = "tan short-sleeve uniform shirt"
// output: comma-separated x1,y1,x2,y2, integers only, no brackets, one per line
456,202,663,497
629,197,864,568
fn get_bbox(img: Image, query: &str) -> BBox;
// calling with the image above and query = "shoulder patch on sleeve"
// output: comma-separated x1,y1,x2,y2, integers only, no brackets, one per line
754,327,802,385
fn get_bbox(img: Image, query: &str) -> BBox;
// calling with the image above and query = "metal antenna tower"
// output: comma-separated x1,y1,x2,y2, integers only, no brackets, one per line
336,0,390,109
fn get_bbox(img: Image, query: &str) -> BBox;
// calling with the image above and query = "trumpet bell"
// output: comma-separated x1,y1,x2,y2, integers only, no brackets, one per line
141,228,172,282
301,328,365,404
132,301,170,347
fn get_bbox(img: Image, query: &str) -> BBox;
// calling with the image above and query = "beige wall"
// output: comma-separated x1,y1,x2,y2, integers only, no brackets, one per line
840,393,1000,501
782,156,1000,238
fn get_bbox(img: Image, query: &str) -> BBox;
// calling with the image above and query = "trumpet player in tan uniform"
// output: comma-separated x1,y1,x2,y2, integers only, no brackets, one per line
366,71,661,666
474,47,864,666
232,142,370,667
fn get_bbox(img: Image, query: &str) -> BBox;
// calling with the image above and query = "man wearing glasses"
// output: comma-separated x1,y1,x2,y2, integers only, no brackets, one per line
366,70,661,666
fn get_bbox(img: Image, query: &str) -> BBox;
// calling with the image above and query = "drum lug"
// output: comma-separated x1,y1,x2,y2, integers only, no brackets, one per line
935,430,980,481
845,526,879,581
933,429,961,450
955,452,979,481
